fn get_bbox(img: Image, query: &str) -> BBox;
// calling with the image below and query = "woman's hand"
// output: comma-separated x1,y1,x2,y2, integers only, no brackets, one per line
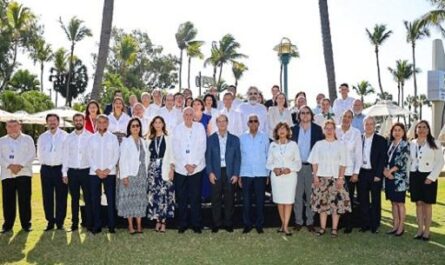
313,176,320,188
168,169,174,181
123,177,129,187
273,168,282,176
336,178,344,190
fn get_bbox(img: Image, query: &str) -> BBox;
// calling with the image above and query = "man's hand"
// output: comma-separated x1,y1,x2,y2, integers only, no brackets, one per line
230,176,239,184
209,173,217,184
62,176,68,184
350,174,358,183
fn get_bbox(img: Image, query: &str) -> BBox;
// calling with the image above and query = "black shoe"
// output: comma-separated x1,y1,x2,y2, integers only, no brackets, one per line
344,228,352,234
422,236,430,241
242,227,252,234
178,227,186,234
414,234,423,240
192,227,202,234
386,229,397,235
294,224,302,231
307,225,315,232
70,225,78,232
56,225,65,231
359,227,369,233
0,228,12,234
22,227,32,232
394,230,405,237
371,229,379,234
108,228,116,234
211,227,219,233
225,226,234,233
91,228,101,235
44,223,54,231
256,228,264,234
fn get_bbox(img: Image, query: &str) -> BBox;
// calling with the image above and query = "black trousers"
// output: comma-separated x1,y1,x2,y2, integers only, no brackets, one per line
90,174,116,231
174,171,202,229
343,175,359,229
1,176,31,230
40,165,68,226
67,168,92,228
358,168,382,231
242,177,266,229
211,168,235,227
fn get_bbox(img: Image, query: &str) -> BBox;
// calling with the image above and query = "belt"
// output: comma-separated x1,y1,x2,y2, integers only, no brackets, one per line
68,167,89,171
42,164,62,168
360,168,373,172
302,162,311,166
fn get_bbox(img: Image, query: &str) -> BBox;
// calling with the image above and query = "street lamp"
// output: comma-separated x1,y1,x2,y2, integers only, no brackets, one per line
274,37,297,99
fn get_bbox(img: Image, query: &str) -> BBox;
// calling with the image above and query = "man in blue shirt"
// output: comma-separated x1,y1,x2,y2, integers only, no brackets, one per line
352,99,365,134
239,114,270,234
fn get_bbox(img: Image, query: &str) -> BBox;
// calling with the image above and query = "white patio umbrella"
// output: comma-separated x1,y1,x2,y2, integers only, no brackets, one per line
363,100,411,117
407,120,419,140
31,106,82,121
0,109,15,122
379,117,393,138
12,111,46,125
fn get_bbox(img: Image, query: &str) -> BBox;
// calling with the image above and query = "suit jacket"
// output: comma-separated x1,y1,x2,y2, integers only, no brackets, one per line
365,133,388,178
291,122,324,149
206,132,241,180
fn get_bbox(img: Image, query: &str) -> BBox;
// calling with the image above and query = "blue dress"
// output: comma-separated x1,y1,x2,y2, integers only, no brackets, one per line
199,113,212,200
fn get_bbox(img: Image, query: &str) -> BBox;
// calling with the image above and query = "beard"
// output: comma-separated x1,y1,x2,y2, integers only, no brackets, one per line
75,124,84,131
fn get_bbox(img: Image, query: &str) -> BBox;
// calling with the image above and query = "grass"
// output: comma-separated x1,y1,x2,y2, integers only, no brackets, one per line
0,175,444,265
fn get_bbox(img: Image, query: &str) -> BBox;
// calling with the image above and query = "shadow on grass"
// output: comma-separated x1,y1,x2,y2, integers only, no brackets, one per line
382,208,442,227
0,230,29,263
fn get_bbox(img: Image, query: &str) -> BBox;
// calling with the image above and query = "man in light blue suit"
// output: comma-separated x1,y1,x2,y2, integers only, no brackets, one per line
206,114,241,233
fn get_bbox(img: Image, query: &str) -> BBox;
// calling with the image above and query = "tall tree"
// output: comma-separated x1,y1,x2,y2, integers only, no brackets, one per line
175,21,197,90
352,80,375,103
30,38,53,92
49,48,68,106
204,43,220,83
215,34,247,85
115,34,139,79
319,0,337,102
404,19,430,117
232,61,248,87
366,24,393,96
388,59,415,107
59,16,92,106
0,1,37,90
186,40,204,88
421,0,445,34
91,0,114,101
8,69,40,93
417,94,431,120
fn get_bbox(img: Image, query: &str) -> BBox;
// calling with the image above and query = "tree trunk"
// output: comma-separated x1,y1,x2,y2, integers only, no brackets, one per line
280,63,283,89
401,82,405,108
187,55,191,89
218,63,224,85
375,46,384,95
419,103,423,120
397,82,401,106
66,43,75,106
91,0,114,101
178,49,183,91
319,0,337,102
361,95,364,103
412,43,418,116
235,79,238,87
40,62,44,92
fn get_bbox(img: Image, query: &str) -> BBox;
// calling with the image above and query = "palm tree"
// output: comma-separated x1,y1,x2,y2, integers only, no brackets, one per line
319,0,337,102
215,34,247,85
91,0,114,101
366,24,393,96
204,43,220,84
175,21,197,90
421,0,445,34
186,40,204,88
115,34,138,78
417,94,431,120
352,80,375,103
388,59,415,107
59,16,92,106
404,95,415,126
0,1,36,90
232,61,248,87
30,38,53,92
50,47,69,106
404,19,430,116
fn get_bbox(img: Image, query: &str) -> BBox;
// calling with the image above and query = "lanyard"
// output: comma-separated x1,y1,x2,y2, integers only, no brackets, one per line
155,135,164,158
387,142,400,163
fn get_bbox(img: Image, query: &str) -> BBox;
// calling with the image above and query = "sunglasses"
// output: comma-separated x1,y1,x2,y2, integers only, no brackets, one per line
300,111,310,115
248,120,259,123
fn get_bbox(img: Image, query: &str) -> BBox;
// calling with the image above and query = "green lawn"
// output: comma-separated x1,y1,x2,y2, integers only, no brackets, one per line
0,176,444,265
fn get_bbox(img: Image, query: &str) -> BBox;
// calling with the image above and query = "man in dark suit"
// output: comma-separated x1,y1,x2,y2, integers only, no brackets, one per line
358,116,387,233
206,114,241,233
291,105,324,232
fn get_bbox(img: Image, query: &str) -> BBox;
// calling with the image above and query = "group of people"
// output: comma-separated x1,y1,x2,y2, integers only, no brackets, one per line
0,83,443,241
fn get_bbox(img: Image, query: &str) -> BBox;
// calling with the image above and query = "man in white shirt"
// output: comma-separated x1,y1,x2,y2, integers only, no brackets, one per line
144,89,163,119
238,86,268,134
174,92,185,122
314,98,338,126
37,114,68,231
87,114,120,234
132,103,150,137
332,83,355,118
219,85,242,110
210,92,244,136
62,114,92,232
312,93,325,115
157,93,180,133
0,120,35,233
172,107,207,234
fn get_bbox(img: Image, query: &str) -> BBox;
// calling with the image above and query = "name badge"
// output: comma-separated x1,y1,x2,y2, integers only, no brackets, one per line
155,158,162,167
9,154,14,160
186,149,190,154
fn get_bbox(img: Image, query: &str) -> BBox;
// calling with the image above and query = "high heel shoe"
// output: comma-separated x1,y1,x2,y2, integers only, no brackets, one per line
160,221,166,233
386,229,397,235
394,230,405,237
413,233,423,240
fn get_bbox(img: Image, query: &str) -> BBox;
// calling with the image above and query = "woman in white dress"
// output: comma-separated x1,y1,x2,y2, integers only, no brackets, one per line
267,93,293,140
266,122,302,236
308,119,351,237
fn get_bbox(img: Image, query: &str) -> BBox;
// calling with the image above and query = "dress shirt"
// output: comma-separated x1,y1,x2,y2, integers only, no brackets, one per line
314,112,339,127
336,126,362,175
297,125,311,162
332,96,355,118
308,139,347,178
218,132,228,167
144,103,162,119
172,122,207,176
37,128,68,166
237,102,268,134
312,105,322,115
0,133,35,179
210,107,244,136
134,116,150,137
362,133,374,170
352,113,365,134
62,129,92,176
239,131,270,177
410,139,445,181
157,107,180,133
87,131,120,175
219,98,243,111
107,112,131,134
267,106,293,139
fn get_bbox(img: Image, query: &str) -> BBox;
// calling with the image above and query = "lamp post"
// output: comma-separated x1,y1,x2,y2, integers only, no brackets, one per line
274,37,296,100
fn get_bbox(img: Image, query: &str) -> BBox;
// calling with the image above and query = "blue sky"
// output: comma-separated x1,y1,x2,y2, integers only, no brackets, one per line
18,0,442,118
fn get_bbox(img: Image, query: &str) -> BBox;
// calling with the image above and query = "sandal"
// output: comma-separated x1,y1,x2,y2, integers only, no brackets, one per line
331,229,338,238
316,228,326,236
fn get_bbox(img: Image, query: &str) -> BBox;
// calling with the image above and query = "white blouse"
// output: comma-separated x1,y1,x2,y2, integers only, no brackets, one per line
108,112,131,134
308,139,347,178
409,139,444,181
336,126,362,176
266,141,302,173
267,107,293,139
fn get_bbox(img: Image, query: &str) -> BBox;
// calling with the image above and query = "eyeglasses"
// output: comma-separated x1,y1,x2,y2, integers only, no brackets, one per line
300,111,310,115
249,92,258,95
131,124,140,128
248,120,259,123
